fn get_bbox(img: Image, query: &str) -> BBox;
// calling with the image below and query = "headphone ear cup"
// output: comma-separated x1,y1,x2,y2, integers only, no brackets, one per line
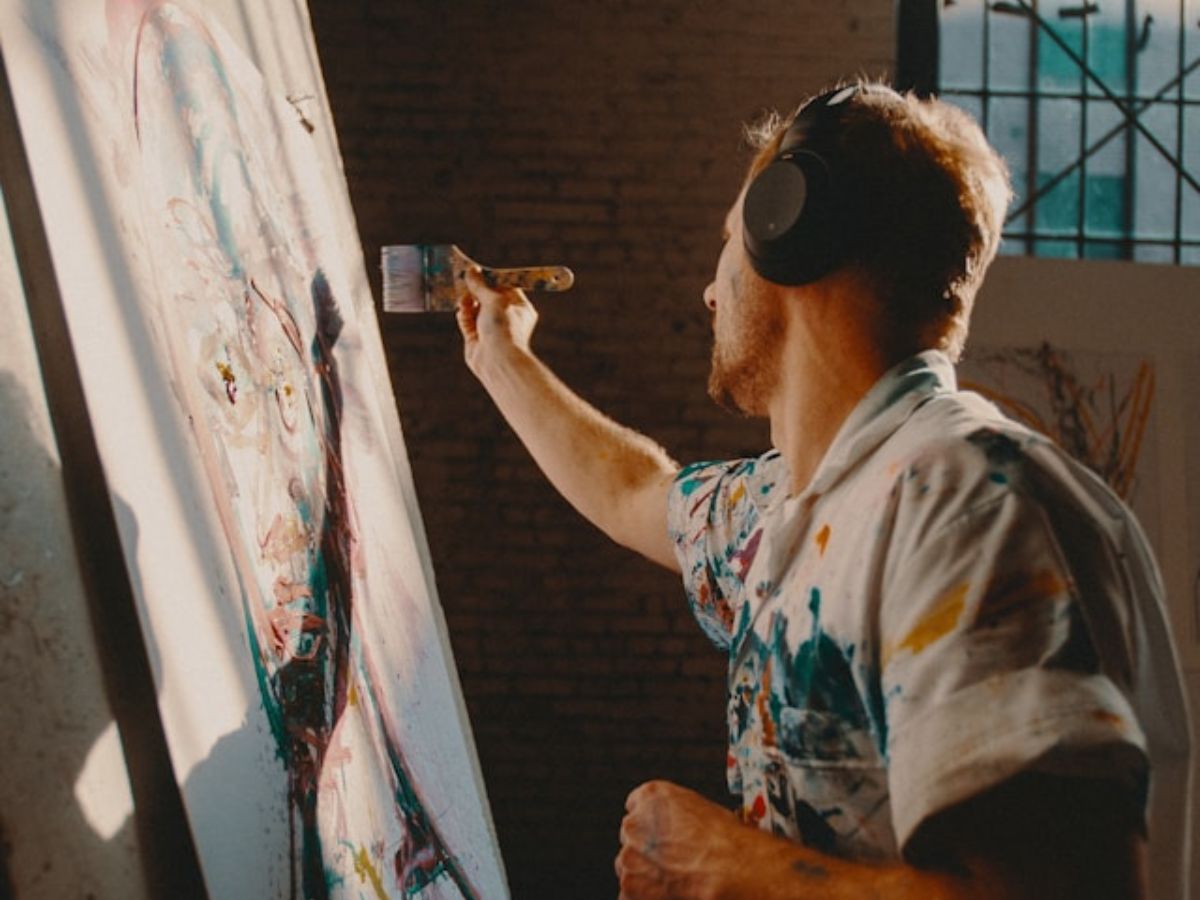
742,150,840,286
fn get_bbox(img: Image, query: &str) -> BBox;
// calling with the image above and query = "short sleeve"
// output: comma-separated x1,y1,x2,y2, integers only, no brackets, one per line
668,454,781,651
880,486,1150,852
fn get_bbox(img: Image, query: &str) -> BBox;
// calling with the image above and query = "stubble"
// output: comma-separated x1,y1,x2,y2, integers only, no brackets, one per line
707,275,785,418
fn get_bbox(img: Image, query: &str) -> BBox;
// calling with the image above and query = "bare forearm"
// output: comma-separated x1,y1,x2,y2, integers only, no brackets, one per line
717,838,968,900
618,782,983,900
475,345,679,567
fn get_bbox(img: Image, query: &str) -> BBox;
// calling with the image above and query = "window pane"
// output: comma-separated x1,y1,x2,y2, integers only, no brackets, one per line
989,5,1034,90
1036,169,1082,236
950,93,986,127
1039,17,1085,93
998,237,1026,256
1037,98,1084,235
1083,239,1127,259
940,2,984,91
1186,4,1200,100
927,0,1199,267
1184,106,1200,239
1132,103,1180,239
1134,243,1175,262
1135,0,1183,97
1035,238,1079,257
1088,6,1130,95
1085,103,1130,237
991,97,1032,231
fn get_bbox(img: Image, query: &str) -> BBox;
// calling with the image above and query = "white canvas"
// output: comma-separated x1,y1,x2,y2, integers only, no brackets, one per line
0,1,506,897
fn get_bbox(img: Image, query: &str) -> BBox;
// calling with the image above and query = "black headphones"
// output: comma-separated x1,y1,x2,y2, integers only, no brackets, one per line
742,83,895,286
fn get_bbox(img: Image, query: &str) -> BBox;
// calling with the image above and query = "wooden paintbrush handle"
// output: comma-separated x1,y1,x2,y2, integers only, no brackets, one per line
481,265,575,292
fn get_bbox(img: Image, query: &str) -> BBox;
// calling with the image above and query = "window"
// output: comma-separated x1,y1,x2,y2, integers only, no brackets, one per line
897,0,1200,264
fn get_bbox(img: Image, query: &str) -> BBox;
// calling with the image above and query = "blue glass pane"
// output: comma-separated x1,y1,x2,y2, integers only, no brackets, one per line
1083,239,1127,259
1088,7,1130,95
1035,238,1079,257
1132,103,1180,238
951,94,986,128
1085,103,1131,236
1038,16,1085,91
1183,246,1200,264
1186,8,1200,100
1035,98,1083,233
1133,243,1174,262
998,236,1026,256
1184,107,1200,239
989,5,1034,90
1035,168,1082,235
1085,174,1129,236
1135,3,1182,97
990,97,1032,230
940,2,985,91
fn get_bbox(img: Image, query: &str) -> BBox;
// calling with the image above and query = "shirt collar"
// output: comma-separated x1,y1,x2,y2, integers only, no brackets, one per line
801,349,956,499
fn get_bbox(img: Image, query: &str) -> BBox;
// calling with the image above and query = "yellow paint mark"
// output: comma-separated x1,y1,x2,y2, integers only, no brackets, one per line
348,680,359,707
883,582,970,669
215,360,235,384
353,846,388,900
729,482,746,506
815,524,831,556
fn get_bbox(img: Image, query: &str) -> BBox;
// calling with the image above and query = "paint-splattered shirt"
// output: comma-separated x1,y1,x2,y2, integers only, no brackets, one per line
669,350,1191,868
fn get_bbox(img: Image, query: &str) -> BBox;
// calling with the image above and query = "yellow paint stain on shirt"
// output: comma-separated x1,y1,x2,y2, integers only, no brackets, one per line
815,524,831,556
884,582,970,668
353,846,388,900
730,482,746,506
348,680,359,707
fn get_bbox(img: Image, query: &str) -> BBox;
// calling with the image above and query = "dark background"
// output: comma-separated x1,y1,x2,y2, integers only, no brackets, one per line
307,4,893,896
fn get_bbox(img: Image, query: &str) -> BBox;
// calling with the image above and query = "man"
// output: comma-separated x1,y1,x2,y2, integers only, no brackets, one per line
455,81,1192,898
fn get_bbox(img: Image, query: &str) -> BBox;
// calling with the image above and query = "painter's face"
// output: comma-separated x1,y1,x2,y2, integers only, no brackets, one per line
702,192,786,417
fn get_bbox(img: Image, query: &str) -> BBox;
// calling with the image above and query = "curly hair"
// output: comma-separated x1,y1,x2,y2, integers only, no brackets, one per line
744,81,1011,361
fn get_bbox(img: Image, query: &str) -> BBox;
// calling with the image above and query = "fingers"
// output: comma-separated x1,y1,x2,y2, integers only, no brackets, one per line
463,265,495,301
455,293,479,342
626,779,672,812
614,844,664,900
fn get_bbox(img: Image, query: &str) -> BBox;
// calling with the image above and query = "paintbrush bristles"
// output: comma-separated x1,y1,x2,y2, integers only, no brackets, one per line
380,245,429,313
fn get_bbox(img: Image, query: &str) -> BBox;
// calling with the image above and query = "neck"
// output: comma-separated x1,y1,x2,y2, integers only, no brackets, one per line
768,283,900,497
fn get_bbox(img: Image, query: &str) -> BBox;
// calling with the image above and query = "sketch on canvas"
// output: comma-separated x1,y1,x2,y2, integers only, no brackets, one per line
131,7,476,896
1,1,505,897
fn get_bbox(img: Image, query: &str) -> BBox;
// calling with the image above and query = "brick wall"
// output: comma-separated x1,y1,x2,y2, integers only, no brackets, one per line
308,4,894,897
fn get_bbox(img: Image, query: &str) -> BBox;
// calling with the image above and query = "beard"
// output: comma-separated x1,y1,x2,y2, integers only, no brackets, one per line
706,277,785,417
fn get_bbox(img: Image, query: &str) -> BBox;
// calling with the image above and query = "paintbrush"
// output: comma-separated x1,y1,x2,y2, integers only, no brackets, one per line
381,244,574,313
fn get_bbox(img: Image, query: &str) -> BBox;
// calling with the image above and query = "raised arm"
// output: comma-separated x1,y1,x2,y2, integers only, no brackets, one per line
456,268,680,571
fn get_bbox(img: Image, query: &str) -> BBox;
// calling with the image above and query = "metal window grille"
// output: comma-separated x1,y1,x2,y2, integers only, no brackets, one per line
897,0,1200,265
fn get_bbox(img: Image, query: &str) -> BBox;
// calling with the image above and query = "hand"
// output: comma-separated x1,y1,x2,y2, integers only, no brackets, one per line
616,780,748,900
456,266,538,377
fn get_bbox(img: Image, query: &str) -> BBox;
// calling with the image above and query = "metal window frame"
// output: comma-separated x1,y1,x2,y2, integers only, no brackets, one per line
897,0,1200,264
